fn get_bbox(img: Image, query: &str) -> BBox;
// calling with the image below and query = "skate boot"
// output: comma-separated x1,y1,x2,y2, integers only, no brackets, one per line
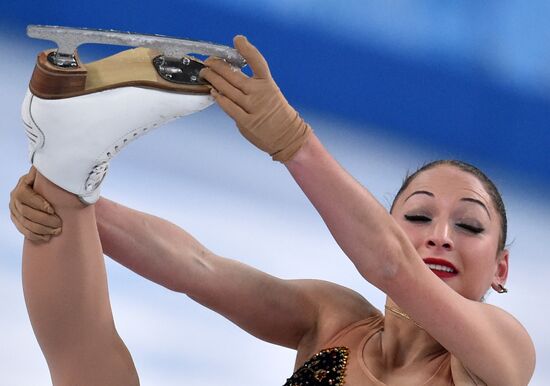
22,25,246,204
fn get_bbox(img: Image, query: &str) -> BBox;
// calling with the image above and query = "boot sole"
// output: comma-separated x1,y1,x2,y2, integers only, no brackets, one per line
29,47,211,100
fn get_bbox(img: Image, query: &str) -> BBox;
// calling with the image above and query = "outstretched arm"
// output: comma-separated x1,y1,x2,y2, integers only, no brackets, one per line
287,126,536,386
20,170,139,385
285,135,403,287
199,36,418,288
10,170,378,356
200,36,535,385
94,197,376,352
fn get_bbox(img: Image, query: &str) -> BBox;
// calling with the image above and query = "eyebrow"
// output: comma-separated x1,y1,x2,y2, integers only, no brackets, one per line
460,197,491,219
404,190,491,219
404,190,434,201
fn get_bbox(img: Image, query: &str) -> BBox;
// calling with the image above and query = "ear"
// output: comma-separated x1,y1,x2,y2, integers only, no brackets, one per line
491,249,509,291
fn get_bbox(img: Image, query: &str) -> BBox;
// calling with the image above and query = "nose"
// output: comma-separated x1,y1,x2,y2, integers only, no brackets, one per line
425,222,454,251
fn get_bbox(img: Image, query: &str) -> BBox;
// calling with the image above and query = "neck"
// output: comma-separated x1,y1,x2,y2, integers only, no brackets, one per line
380,297,447,369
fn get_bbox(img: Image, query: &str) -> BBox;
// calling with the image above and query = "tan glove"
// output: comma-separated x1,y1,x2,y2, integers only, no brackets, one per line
200,35,312,163
9,167,62,242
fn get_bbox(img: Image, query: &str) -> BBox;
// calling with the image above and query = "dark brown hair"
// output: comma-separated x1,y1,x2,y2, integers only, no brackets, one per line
390,160,507,251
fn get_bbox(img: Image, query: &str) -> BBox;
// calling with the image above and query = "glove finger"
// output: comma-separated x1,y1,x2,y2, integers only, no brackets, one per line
16,183,55,214
23,166,37,185
211,89,249,124
10,210,51,242
233,35,271,79
18,203,62,229
8,198,21,224
11,206,59,236
203,57,251,93
201,68,251,113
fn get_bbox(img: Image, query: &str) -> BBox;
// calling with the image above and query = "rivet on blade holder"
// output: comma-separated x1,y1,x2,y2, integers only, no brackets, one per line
47,51,79,68
152,55,206,85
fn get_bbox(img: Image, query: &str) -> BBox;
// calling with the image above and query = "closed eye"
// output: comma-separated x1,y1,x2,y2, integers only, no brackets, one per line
404,214,431,223
457,223,484,234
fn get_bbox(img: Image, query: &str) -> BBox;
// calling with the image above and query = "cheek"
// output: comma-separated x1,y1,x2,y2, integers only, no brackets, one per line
458,237,498,273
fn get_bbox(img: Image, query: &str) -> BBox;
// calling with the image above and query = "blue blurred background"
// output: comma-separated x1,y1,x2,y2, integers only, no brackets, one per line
1,1,548,385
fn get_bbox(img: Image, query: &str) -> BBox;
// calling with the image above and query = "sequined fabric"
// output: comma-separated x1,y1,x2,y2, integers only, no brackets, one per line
283,347,349,386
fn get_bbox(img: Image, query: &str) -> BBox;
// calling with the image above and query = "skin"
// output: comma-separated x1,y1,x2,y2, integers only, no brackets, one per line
391,165,508,302
11,163,535,385
284,134,535,385
9,36,535,385
20,172,139,386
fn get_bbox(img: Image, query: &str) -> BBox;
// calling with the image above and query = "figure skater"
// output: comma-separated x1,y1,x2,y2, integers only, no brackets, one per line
10,36,535,385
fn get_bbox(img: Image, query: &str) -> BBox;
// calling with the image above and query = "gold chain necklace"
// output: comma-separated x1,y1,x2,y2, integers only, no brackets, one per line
384,305,424,329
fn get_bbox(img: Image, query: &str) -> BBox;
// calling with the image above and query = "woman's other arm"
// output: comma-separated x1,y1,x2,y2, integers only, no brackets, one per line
95,197,377,351
10,171,378,355
285,131,536,386
201,36,535,385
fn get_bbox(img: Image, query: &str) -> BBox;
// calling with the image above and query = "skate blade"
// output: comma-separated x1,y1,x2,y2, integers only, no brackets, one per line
27,25,246,69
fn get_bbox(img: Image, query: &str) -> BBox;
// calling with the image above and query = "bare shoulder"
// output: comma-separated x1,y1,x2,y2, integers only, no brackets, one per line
477,303,536,385
449,304,536,386
390,259,535,386
290,279,380,356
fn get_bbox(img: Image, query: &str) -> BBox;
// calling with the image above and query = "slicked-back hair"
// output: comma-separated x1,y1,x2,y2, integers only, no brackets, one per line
390,160,507,251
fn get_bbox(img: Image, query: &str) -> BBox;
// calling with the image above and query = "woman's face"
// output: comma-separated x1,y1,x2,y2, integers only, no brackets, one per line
391,165,508,301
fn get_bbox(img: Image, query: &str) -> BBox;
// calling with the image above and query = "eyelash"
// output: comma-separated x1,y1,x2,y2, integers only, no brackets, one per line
403,215,485,234
457,223,484,234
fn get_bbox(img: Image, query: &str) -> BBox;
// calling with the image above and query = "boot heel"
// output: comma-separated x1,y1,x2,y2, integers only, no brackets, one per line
29,49,87,99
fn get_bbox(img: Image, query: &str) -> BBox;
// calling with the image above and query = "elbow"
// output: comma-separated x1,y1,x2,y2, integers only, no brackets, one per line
374,240,404,292
165,247,214,294
162,276,186,293
354,234,405,291
358,225,416,293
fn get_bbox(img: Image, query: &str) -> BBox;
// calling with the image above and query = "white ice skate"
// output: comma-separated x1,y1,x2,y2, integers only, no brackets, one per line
22,25,246,204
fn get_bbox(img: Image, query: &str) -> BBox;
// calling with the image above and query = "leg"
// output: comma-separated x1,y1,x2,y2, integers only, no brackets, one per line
22,173,139,386
19,37,216,384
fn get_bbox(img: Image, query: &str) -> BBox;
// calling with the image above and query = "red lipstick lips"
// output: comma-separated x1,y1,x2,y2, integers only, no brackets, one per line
423,257,458,279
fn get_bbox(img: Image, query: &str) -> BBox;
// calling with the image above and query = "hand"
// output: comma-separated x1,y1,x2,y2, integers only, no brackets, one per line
9,167,62,242
200,35,312,162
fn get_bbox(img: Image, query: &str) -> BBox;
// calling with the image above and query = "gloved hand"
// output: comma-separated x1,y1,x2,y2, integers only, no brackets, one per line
9,167,62,242
200,35,312,163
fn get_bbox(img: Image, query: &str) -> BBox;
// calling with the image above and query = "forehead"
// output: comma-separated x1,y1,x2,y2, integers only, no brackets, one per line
398,165,493,210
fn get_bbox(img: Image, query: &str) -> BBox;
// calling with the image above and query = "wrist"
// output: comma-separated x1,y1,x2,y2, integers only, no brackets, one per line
284,131,322,169
269,114,313,163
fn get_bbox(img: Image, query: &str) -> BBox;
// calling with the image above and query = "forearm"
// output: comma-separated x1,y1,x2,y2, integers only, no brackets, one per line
95,198,208,292
285,133,408,288
200,38,407,286
95,199,325,349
